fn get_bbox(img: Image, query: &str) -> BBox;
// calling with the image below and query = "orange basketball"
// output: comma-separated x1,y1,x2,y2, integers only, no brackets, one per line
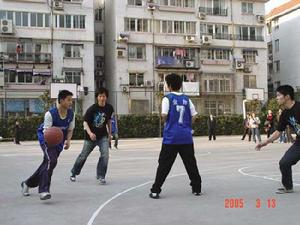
44,127,64,147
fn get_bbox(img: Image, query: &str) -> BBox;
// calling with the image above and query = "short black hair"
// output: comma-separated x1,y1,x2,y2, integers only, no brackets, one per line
58,90,73,103
96,87,109,98
276,85,294,100
165,73,182,91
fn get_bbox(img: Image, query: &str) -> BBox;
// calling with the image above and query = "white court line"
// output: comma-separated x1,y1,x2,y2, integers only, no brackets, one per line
238,167,300,186
86,164,238,225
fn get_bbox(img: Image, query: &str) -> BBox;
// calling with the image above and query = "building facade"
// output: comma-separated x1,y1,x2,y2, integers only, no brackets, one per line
266,0,300,98
105,0,268,115
0,0,95,117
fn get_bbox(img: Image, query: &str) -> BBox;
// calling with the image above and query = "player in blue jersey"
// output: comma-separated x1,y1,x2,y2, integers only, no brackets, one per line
21,90,75,200
149,73,202,199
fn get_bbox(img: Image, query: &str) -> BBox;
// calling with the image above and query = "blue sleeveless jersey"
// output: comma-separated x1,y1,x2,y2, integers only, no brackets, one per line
162,93,193,145
37,107,74,150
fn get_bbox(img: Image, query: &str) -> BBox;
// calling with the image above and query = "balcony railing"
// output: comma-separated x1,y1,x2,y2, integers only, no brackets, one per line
4,53,51,63
201,33,233,40
233,35,264,42
156,56,199,69
199,7,228,16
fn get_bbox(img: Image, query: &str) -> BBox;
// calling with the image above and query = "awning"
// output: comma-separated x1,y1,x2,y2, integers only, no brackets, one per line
16,68,33,73
33,69,51,76
62,67,83,72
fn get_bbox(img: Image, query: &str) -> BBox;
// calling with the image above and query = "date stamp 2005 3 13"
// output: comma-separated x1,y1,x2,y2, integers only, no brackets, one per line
224,198,277,209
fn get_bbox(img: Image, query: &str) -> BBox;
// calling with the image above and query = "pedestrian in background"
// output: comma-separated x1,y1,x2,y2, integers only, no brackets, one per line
207,114,216,141
249,112,261,143
241,114,251,141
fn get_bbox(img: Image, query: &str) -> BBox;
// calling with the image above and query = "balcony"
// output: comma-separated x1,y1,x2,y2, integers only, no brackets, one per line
3,53,51,64
156,56,199,69
199,7,228,16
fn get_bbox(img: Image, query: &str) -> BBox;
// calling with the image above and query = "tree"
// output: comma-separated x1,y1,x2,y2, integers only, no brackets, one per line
39,90,54,112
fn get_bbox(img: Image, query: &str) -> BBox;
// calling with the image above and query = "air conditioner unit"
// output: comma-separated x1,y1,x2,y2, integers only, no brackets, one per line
202,35,212,45
122,86,129,93
185,35,196,42
147,1,159,10
198,12,206,20
143,80,152,87
117,49,126,58
53,0,64,10
243,66,252,73
118,33,129,42
0,19,13,34
256,15,265,23
235,60,244,70
185,60,195,68
158,82,165,92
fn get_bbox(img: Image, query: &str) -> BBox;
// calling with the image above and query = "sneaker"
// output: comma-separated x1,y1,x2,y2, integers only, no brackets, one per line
21,181,30,196
99,178,106,185
70,174,76,182
276,188,294,194
40,192,51,200
149,192,160,199
193,192,202,196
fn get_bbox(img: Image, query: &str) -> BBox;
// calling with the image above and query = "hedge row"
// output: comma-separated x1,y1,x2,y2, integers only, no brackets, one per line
0,114,263,141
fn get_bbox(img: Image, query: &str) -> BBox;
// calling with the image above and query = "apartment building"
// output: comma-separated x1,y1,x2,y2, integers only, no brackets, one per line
104,0,268,115
266,0,300,98
0,0,95,117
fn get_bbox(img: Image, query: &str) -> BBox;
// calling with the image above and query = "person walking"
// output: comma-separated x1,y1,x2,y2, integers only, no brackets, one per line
110,113,119,149
265,110,275,138
241,114,251,141
14,120,21,145
70,87,114,184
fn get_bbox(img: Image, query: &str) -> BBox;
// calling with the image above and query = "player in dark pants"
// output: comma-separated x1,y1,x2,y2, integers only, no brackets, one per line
256,85,300,194
150,73,202,199
21,90,75,200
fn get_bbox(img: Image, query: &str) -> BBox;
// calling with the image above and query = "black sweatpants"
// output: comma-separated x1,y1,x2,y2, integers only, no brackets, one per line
151,144,202,194
25,144,61,193
279,143,300,189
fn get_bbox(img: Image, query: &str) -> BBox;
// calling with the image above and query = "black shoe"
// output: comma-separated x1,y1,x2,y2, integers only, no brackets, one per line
149,192,160,199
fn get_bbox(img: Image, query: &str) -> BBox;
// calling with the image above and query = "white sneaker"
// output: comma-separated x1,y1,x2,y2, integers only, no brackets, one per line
99,178,106,185
40,192,51,200
21,181,30,196
70,174,76,182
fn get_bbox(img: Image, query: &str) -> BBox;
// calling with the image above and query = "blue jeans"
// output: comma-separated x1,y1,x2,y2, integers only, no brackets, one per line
280,131,287,143
71,137,109,179
252,128,261,142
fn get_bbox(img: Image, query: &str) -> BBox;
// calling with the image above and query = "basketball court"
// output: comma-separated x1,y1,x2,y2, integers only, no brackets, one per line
0,136,299,225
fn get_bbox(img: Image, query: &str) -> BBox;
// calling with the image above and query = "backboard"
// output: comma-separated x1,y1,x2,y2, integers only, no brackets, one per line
245,88,264,101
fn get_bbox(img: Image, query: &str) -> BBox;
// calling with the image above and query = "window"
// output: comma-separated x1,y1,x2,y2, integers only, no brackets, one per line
73,15,79,28
267,42,272,55
275,39,279,52
95,56,103,68
129,73,144,86
64,44,81,58
128,0,142,6
203,74,232,92
22,12,28,26
238,26,263,41
200,23,229,39
80,15,85,28
200,49,230,60
161,21,173,33
128,45,146,60
243,51,257,63
124,18,151,32
45,14,50,27
275,60,280,72
95,32,103,45
174,21,184,33
241,2,253,14
17,72,33,83
95,8,102,21
244,75,256,88
16,12,21,26
274,19,279,30
158,20,195,34
66,15,72,28
65,71,81,85
59,15,65,28
30,13,37,27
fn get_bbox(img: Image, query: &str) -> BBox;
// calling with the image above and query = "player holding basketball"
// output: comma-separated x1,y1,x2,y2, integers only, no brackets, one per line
149,73,202,199
256,85,300,194
21,90,75,200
